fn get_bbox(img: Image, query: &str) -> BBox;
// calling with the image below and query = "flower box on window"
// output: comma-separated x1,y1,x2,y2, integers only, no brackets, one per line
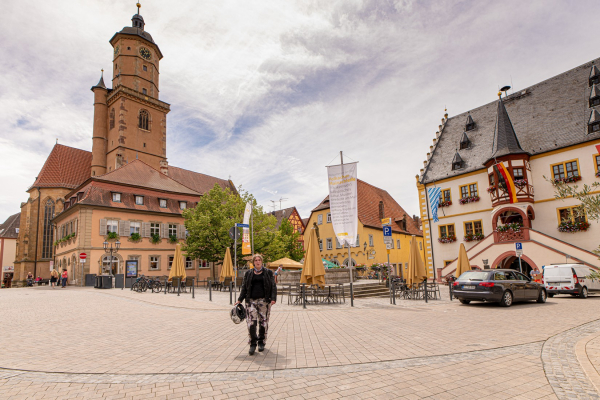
514,179,528,188
486,186,495,193
552,175,582,184
439,200,452,207
438,235,457,243
596,171,600,178
496,223,523,233
464,233,485,242
558,220,590,233
459,196,480,205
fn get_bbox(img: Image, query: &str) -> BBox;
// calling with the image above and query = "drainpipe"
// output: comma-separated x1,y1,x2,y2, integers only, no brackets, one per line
423,183,437,282
33,188,41,278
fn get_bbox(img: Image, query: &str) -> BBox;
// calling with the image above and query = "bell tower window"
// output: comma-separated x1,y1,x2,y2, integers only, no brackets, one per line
109,108,115,130
139,110,149,130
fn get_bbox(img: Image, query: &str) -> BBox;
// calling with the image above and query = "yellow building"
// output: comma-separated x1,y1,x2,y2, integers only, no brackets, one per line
305,179,424,277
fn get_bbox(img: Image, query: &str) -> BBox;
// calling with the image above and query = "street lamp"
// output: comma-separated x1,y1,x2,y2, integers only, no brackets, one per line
103,239,121,289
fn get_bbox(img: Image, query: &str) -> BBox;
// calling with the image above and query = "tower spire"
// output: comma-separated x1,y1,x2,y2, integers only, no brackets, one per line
136,2,141,14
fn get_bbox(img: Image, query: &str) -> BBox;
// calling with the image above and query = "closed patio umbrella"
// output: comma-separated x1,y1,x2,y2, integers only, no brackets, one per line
168,243,187,282
455,243,471,278
300,227,326,288
406,235,427,286
220,247,234,282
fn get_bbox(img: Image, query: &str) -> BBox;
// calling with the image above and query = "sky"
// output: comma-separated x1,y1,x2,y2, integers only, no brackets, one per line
0,0,598,224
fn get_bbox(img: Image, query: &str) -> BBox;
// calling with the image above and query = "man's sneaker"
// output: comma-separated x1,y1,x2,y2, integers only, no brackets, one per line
258,343,265,352
249,345,256,355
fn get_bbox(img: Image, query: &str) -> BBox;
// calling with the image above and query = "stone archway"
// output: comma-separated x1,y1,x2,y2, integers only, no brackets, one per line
492,206,530,230
491,251,539,276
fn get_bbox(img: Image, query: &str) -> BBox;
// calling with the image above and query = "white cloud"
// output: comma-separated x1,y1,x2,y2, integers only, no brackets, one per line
0,0,597,223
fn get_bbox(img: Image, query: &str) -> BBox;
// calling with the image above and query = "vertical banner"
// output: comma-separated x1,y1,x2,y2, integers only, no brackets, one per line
242,202,252,255
327,162,358,247
427,187,441,223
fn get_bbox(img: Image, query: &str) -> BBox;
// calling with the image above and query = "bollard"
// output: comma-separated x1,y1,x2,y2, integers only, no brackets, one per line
302,284,306,309
350,282,354,307
192,278,195,299
389,281,393,304
165,277,167,295
424,279,428,304
393,281,396,305
209,279,212,301
229,282,233,305
449,280,454,301
178,279,181,297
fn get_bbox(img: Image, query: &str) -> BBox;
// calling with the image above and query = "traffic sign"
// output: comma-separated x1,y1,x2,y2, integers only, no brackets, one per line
515,243,522,251
79,253,87,260
383,226,392,237
235,223,249,228
385,243,392,250
381,218,391,225
516,250,523,257
228,227,241,240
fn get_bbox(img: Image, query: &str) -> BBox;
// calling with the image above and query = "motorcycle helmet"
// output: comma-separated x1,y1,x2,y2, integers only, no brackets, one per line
230,303,246,324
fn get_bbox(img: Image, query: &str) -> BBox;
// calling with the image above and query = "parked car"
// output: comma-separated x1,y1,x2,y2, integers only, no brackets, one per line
453,269,546,307
543,264,600,298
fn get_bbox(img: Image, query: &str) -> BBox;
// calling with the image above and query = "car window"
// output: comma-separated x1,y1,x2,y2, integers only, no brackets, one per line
458,271,490,281
494,272,506,280
513,271,528,281
504,271,518,280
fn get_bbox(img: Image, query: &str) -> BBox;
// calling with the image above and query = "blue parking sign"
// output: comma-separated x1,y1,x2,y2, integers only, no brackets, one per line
515,243,522,250
383,226,392,237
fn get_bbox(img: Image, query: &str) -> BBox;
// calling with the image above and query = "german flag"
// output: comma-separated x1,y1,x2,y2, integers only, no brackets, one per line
494,163,517,203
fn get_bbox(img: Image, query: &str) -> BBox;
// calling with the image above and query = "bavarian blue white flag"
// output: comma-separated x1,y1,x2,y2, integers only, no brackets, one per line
427,187,442,223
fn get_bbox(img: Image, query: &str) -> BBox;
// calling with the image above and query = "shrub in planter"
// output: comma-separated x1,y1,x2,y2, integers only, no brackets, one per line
106,231,119,240
558,220,590,233
439,200,452,207
151,233,161,244
438,235,457,243
496,223,522,233
514,179,528,188
552,175,582,184
464,233,485,242
130,232,141,242
169,235,178,244
459,196,480,205
487,186,496,193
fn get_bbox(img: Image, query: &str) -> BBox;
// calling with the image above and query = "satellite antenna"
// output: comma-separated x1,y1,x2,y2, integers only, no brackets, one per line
500,85,511,98
269,200,277,212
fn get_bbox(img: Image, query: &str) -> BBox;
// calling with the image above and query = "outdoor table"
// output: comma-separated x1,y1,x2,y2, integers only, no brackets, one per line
322,285,336,303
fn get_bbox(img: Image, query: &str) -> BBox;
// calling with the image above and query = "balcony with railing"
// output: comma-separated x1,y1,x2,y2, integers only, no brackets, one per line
487,180,534,207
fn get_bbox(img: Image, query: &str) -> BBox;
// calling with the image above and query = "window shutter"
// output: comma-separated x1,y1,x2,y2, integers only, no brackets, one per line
142,222,151,238
99,219,107,236
160,223,168,238
177,224,185,239
119,220,130,237
74,219,78,235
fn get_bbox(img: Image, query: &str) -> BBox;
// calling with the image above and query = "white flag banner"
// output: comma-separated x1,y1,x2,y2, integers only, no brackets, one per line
327,162,358,248
242,202,252,255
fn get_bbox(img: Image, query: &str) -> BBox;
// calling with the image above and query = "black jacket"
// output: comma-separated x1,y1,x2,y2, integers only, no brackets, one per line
238,268,277,303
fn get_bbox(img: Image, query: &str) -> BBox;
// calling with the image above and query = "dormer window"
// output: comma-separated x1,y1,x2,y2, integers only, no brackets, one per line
112,192,121,202
451,151,464,170
159,199,167,208
590,65,600,87
590,84,600,107
588,109,600,133
77,192,84,201
179,201,187,210
459,131,470,150
465,113,475,131
135,195,144,205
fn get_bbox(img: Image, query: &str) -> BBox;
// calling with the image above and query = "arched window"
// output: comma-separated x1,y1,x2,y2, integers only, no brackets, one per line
102,255,119,275
42,199,55,259
139,110,149,130
109,108,115,129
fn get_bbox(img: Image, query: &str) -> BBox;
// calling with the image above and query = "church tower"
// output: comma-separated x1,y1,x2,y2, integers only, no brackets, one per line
91,3,170,176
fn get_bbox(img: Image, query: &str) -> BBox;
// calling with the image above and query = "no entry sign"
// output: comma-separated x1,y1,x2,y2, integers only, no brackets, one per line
79,253,87,260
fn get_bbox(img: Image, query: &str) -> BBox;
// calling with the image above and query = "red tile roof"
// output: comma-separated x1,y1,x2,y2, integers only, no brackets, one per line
31,144,92,189
0,212,20,239
94,160,199,195
168,166,236,194
311,179,422,236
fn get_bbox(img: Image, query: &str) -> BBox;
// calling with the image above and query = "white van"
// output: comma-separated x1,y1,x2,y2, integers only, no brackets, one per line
543,264,600,298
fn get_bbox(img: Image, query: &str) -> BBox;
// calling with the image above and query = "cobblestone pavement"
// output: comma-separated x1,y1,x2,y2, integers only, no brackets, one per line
0,286,599,399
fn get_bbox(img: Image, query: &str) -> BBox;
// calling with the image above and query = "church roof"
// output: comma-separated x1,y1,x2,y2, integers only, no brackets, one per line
311,179,422,236
94,159,199,195
0,213,20,239
421,58,600,183
168,166,236,194
30,144,92,190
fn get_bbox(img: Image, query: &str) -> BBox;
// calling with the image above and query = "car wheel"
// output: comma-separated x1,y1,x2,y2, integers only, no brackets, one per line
547,293,554,298
536,289,547,303
580,287,588,298
499,290,513,307
459,299,471,304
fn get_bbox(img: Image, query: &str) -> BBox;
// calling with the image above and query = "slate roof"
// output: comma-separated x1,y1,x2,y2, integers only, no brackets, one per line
486,97,529,163
0,213,20,239
168,166,236,194
269,207,302,230
94,160,199,195
421,58,600,183
92,74,106,90
311,179,422,235
30,144,92,190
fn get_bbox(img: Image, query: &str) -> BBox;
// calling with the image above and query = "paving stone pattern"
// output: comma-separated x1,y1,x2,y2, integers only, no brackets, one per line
0,286,599,399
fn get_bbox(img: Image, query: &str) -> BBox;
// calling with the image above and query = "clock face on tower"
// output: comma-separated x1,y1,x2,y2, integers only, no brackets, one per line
139,47,151,60
114,45,120,57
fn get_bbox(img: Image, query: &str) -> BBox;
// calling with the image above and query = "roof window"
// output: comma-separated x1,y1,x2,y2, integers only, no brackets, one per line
451,151,464,170
112,192,121,202
589,109,600,134
179,201,187,210
159,199,167,208
465,113,475,131
590,84,600,107
590,65,600,87
459,131,470,150
135,195,144,205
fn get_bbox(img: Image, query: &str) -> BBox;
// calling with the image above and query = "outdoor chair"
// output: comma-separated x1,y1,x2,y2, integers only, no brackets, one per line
220,277,232,291
288,284,302,305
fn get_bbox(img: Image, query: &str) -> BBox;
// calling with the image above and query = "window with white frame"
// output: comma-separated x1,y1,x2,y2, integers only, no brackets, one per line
179,201,187,210
112,193,121,202
185,257,193,269
159,199,167,208
150,223,160,236
135,195,144,205
326,213,331,223
318,214,323,225
107,219,118,233
130,222,141,235
326,238,332,250
149,256,160,270
369,234,374,246
168,224,177,237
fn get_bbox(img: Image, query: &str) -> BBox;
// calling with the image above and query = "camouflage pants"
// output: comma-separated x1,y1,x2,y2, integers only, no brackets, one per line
246,298,271,345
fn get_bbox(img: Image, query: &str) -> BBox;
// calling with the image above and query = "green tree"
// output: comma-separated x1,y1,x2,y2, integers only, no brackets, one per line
278,218,304,261
182,184,284,267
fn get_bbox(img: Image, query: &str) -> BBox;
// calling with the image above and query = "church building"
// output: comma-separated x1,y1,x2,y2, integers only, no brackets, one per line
13,6,234,284
416,58,600,280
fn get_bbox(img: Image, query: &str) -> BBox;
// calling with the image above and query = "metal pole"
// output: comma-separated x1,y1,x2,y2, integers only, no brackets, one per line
234,228,237,292
393,281,396,305
229,281,233,305
251,210,254,255
350,282,354,307
209,279,212,301
177,279,180,296
518,255,523,274
192,278,195,299
302,284,306,309
449,278,453,301
165,277,167,295
424,277,428,303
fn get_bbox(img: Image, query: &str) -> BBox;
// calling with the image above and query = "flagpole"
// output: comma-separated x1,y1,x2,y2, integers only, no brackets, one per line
340,151,354,284
424,184,437,282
